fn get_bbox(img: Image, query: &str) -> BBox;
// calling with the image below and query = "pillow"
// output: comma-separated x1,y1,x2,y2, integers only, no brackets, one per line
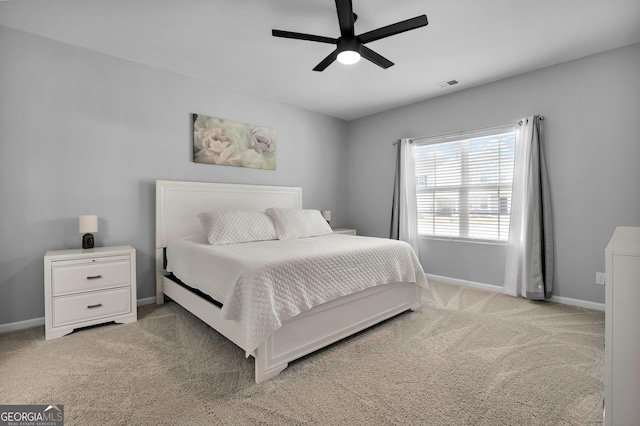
265,208,333,240
198,210,277,245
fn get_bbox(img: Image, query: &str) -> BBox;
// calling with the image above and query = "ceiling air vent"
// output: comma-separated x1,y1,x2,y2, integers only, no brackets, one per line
436,79,459,89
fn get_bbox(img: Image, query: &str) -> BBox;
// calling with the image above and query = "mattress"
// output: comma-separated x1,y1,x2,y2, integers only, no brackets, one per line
166,233,428,354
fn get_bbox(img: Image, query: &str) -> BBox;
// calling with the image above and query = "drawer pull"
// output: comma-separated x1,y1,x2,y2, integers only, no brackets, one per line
86,275,102,280
87,303,103,309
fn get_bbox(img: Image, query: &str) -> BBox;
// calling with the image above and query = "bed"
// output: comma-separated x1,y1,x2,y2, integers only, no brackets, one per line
155,180,427,383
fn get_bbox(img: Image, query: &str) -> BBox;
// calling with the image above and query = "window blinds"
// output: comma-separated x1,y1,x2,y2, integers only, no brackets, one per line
414,127,516,242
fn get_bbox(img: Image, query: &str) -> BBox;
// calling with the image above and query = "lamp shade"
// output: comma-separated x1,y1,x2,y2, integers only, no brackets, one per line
321,210,332,221
79,215,98,233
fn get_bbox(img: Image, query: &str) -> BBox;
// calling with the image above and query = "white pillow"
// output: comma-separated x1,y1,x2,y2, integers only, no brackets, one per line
265,208,333,240
198,211,277,245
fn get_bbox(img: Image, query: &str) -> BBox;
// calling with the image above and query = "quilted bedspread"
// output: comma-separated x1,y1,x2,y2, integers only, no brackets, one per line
167,233,428,355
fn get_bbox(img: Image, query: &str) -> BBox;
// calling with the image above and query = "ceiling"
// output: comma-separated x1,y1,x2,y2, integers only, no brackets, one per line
1,0,639,121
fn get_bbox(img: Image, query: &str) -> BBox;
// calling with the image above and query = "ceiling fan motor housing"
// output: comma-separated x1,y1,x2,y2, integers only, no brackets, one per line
338,36,362,54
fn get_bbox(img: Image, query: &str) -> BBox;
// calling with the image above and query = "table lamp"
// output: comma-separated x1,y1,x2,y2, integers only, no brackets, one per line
79,215,98,249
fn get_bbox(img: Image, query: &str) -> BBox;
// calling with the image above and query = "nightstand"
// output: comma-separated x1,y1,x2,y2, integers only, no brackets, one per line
44,245,137,340
332,228,357,236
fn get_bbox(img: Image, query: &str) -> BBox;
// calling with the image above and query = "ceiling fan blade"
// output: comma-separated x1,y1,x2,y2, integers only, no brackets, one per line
272,29,336,44
313,49,339,72
360,46,394,69
335,0,355,37
359,15,428,44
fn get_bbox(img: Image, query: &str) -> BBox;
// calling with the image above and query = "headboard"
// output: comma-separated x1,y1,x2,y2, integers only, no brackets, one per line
155,180,302,303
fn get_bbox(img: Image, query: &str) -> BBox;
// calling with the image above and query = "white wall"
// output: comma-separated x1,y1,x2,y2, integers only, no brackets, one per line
346,42,640,304
0,26,349,326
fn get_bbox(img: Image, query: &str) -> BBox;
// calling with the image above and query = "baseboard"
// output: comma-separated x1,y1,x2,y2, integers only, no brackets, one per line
426,273,503,293
426,273,605,312
137,296,157,306
549,295,604,311
0,296,160,334
0,317,45,334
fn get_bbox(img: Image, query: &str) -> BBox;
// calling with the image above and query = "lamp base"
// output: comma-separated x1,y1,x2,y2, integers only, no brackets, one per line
82,233,95,249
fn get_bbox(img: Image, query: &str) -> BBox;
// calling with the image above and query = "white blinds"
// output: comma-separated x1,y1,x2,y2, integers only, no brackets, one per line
414,127,516,242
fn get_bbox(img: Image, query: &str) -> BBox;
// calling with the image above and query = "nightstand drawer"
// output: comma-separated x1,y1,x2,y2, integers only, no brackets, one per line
53,287,131,327
52,259,130,296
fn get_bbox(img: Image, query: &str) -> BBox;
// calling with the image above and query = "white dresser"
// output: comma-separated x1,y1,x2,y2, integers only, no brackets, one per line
44,245,137,340
604,226,640,426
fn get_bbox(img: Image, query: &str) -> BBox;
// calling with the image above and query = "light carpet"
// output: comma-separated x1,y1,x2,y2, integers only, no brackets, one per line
0,281,604,425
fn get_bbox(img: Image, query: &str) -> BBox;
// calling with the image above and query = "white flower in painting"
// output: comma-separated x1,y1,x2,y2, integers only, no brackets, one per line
195,127,242,166
193,115,221,149
249,127,275,154
217,144,242,166
201,128,232,155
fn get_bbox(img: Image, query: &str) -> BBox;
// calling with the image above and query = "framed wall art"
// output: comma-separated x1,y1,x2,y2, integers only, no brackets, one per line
192,113,276,170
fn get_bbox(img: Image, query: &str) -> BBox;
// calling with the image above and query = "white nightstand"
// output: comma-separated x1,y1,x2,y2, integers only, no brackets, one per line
332,228,357,236
44,245,137,340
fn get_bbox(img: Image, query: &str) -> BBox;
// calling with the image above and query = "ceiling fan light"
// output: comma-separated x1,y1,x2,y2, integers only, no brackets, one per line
337,50,361,65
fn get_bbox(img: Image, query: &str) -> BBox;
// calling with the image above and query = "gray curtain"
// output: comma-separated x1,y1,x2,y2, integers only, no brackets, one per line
527,116,554,299
390,141,401,240
504,115,554,299
389,139,419,253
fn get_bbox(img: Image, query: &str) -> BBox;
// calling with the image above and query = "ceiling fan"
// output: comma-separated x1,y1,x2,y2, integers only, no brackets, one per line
272,0,428,72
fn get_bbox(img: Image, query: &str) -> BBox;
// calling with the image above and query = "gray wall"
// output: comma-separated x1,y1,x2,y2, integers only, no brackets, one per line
346,42,640,304
0,26,348,325
2,24,639,327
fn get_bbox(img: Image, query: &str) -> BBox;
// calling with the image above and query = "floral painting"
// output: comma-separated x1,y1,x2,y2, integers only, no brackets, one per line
192,113,276,170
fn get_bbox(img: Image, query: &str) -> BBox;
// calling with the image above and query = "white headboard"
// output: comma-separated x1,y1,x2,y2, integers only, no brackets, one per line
155,180,302,249
155,180,302,304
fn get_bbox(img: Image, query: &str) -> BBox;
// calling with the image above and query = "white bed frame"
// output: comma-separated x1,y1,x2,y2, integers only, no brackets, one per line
155,180,422,383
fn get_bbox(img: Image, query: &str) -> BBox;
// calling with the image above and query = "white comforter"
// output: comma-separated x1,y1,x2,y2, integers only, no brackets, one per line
167,233,428,354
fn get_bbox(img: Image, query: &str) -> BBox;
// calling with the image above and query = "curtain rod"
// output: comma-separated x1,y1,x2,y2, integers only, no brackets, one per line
392,115,545,145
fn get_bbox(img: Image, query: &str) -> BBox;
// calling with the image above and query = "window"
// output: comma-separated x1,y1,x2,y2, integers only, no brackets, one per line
414,127,516,242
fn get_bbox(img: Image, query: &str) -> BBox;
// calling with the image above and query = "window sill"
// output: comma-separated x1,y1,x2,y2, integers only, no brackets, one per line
418,235,508,246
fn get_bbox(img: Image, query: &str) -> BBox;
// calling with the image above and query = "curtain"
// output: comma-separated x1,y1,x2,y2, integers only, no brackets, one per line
390,138,419,255
503,116,553,299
